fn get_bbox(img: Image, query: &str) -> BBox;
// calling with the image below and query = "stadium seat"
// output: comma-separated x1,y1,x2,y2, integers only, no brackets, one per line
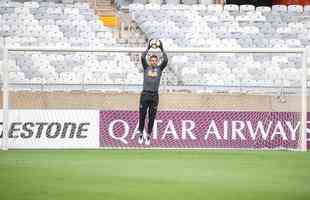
200,0,214,5
192,4,207,10
285,38,302,47
224,4,239,12
272,4,288,12
183,0,198,5
133,0,147,4
256,6,272,13
145,3,160,10
221,12,235,22
239,4,255,12
207,4,223,12
288,4,303,13
303,4,310,13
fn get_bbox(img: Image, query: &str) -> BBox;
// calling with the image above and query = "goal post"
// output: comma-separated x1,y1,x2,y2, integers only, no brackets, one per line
1,46,8,150
300,47,309,151
1,46,308,151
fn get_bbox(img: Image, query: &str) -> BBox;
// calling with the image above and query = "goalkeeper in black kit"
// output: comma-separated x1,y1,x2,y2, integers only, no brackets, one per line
137,39,168,145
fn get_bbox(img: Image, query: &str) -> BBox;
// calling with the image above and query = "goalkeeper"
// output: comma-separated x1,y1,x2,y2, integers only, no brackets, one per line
137,39,168,145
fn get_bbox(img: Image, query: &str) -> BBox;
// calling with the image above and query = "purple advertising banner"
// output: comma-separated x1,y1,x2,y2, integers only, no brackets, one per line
100,111,310,149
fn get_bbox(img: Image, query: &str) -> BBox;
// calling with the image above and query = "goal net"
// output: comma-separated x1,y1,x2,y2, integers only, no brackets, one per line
0,47,308,150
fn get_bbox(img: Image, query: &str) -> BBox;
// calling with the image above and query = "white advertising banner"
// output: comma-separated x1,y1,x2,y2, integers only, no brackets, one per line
0,110,99,148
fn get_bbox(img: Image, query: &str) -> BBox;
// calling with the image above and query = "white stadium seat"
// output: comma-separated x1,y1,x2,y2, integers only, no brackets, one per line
240,4,255,13
272,5,287,13
288,5,303,14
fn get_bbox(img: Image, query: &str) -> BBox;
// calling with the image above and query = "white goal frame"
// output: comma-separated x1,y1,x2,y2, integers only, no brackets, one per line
1,46,308,151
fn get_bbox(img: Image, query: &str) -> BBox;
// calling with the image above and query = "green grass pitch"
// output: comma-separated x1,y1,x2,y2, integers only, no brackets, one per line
0,150,309,200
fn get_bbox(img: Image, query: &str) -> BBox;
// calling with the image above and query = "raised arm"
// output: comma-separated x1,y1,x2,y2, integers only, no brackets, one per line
159,40,168,70
141,40,151,69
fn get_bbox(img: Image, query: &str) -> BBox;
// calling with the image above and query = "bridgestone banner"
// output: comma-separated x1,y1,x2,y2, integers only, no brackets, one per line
0,110,99,148
100,111,310,149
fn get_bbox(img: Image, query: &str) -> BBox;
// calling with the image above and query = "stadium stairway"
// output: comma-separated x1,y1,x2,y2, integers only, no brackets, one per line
90,0,115,15
89,0,147,47
89,0,119,27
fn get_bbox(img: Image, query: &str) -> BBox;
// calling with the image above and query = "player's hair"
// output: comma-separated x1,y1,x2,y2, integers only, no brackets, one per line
149,55,158,59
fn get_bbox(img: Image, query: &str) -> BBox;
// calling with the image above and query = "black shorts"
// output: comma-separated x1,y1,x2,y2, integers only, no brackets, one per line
140,91,159,106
